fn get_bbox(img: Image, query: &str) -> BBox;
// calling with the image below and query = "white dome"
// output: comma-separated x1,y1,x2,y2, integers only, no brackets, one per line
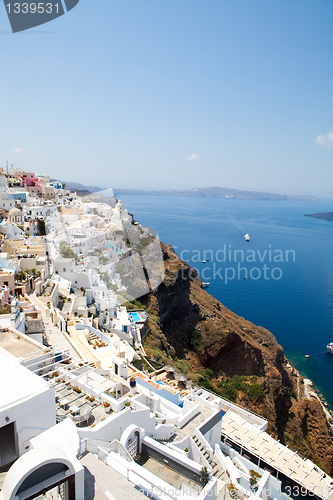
8,207,22,216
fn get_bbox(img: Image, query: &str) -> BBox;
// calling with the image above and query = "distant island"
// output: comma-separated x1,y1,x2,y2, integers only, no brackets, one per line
112,186,317,202
61,181,318,202
305,212,333,221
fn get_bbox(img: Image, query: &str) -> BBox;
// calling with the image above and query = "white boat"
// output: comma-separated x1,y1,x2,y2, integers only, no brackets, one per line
202,260,206,263
244,233,250,241
202,282,210,287
327,343,333,354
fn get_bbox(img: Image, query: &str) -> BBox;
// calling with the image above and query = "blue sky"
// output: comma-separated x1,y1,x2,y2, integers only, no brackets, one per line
0,0,332,196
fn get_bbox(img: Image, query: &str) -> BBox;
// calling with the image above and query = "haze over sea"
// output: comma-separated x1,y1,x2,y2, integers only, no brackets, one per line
119,194,333,407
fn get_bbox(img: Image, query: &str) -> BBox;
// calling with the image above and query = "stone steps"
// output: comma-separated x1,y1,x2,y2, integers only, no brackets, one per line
192,434,223,478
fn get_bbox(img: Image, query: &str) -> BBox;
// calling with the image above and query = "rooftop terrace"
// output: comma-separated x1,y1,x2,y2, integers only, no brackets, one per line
55,383,113,427
0,328,45,359
222,410,333,500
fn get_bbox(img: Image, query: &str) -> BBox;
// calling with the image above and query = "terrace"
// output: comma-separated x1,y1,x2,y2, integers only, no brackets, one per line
41,282,55,297
17,344,128,424
221,410,333,500
0,329,48,361
135,454,200,491
172,402,215,441
150,370,192,397
55,383,113,427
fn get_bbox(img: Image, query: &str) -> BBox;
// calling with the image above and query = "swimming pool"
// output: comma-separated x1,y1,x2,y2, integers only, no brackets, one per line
128,312,141,322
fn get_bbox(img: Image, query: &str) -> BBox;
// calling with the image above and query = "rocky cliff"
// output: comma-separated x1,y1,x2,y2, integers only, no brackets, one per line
137,242,333,475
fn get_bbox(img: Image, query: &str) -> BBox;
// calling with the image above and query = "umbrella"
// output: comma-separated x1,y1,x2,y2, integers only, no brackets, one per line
164,365,176,373
174,373,187,382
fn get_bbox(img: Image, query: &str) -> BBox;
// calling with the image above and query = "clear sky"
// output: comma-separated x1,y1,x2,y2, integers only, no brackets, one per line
1,0,332,197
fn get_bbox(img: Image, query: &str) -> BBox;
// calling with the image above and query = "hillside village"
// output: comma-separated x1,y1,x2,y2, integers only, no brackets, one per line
0,167,332,500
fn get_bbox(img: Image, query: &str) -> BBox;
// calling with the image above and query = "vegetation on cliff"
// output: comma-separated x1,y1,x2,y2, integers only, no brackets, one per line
125,242,333,474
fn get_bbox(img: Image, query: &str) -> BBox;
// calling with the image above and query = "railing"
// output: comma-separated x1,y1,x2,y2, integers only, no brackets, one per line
195,388,267,427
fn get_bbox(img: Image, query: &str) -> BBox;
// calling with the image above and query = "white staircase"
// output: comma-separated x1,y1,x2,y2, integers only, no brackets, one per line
192,435,224,480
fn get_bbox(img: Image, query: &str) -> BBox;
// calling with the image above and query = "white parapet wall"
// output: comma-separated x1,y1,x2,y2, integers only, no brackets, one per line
102,437,219,500
193,389,268,430
195,409,223,459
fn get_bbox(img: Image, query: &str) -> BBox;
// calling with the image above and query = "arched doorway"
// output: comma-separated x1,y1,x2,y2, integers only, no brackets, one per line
120,425,143,460
1,445,77,500
127,431,140,459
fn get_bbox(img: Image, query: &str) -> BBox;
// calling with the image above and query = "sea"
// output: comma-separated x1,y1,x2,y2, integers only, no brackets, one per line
118,195,333,407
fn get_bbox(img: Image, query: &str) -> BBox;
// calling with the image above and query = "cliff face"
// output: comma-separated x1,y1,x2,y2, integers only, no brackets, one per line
140,243,333,475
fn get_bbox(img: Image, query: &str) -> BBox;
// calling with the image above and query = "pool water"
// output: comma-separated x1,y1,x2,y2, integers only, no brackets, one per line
129,312,141,322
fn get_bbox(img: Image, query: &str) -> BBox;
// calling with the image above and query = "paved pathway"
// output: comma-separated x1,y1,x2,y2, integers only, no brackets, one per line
173,403,213,440
80,452,148,500
27,294,78,358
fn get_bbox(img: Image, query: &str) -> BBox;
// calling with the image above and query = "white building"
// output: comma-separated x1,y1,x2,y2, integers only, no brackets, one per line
0,348,55,467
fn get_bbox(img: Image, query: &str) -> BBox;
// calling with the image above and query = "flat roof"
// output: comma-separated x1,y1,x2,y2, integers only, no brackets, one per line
0,348,49,410
0,329,45,359
222,410,333,499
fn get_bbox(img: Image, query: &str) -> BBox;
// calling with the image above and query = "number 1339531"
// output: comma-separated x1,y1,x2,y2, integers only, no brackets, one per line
6,3,59,14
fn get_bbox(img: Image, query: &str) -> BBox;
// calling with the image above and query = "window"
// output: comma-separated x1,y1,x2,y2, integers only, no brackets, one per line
63,268,66,272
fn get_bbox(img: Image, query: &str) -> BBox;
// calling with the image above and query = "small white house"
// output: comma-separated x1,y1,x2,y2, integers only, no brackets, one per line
0,348,56,467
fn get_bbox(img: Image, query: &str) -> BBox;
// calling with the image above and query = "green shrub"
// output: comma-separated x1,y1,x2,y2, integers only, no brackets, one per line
229,375,247,391
200,466,209,487
146,308,156,316
198,376,217,393
151,348,164,363
37,218,46,236
188,329,202,351
130,299,146,310
174,359,191,374
247,384,264,403
169,346,176,359
204,368,214,380
59,241,76,260
289,386,297,399
221,386,238,402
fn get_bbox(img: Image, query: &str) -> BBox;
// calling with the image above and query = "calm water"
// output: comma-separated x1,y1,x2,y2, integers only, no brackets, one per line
119,195,333,406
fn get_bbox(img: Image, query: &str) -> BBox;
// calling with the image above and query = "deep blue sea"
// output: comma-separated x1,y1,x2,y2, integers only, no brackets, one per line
119,195,333,406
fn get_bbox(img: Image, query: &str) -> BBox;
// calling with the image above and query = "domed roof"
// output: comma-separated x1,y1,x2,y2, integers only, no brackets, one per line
8,207,22,216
